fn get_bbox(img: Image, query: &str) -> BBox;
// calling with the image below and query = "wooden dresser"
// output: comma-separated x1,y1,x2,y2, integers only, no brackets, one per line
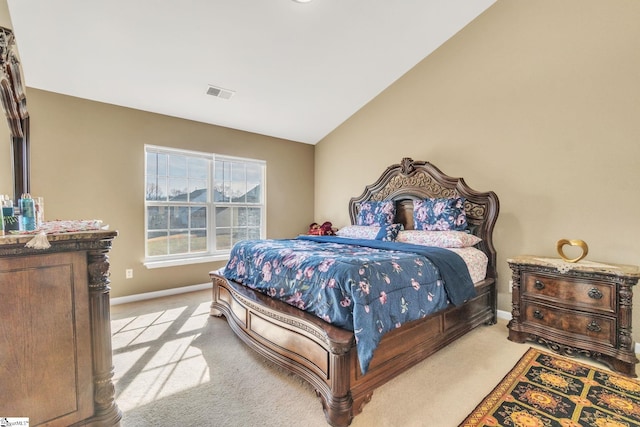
0,231,121,426
507,255,640,377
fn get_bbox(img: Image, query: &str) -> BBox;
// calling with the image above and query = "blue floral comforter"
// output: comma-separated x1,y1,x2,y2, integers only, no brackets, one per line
223,235,476,374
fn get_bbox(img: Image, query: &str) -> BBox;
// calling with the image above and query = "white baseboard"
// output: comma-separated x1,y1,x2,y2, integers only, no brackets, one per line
497,309,511,321
110,282,211,306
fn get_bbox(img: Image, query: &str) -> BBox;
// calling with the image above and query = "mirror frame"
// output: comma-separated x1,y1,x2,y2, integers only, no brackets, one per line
0,26,29,203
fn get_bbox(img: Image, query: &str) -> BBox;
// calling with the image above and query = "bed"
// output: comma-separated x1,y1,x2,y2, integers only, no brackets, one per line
209,157,500,426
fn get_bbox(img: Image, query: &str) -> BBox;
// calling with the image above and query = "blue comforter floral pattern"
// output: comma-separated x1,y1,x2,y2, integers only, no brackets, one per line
223,236,475,374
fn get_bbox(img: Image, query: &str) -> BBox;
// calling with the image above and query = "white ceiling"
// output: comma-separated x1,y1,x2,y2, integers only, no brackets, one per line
7,0,495,144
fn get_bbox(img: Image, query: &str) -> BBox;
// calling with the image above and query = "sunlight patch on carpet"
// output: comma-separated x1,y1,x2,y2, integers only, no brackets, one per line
112,304,211,412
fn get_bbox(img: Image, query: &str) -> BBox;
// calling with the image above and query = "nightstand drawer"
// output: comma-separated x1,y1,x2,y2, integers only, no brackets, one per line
522,301,616,347
522,272,615,313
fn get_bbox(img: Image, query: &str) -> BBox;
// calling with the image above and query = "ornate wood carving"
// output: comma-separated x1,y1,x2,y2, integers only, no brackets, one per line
0,26,30,200
508,264,522,325
618,283,634,351
0,27,27,136
87,243,120,424
534,336,599,359
399,157,415,175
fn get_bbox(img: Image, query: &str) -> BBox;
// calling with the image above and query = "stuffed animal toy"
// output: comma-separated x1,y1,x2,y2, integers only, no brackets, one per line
308,221,336,236
320,221,335,236
308,222,322,235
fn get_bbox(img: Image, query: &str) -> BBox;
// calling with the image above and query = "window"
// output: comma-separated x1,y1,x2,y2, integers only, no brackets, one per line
144,145,265,267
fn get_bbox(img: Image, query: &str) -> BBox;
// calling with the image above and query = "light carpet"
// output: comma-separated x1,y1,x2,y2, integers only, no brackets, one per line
110,289,626,427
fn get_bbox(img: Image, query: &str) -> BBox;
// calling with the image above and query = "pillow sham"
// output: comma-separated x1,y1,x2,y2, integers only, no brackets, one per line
413,198,468,231
396,230,481,248
356,200,395,226
335,224,404,241
375,223,404,241
336,225,381,240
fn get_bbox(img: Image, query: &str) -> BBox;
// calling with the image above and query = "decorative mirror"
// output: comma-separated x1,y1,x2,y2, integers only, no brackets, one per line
0,26,29,203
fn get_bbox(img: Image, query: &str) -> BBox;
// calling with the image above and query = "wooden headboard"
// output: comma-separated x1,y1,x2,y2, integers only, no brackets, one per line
348,157,500,280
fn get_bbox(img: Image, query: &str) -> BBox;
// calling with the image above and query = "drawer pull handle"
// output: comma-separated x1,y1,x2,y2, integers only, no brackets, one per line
533,310,544,320
588,288,603,300
534,280,545,290
587,321,602,332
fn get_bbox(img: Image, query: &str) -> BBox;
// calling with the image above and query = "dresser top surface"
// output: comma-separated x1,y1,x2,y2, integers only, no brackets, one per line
507,255,640,278
0,230,117,245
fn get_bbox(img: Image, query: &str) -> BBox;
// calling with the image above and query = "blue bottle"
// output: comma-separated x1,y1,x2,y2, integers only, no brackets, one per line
19,194,36,231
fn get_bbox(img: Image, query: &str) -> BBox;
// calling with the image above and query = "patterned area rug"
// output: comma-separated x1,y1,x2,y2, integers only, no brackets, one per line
460,347,640,427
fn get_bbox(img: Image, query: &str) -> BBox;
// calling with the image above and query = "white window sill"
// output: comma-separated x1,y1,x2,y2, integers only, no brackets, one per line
144,253,230,269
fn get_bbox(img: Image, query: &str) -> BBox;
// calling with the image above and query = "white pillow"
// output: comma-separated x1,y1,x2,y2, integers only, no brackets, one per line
396,230,481,248
335,225,380,239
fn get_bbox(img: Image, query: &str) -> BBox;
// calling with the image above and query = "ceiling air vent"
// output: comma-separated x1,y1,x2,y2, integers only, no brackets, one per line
206,85,235,100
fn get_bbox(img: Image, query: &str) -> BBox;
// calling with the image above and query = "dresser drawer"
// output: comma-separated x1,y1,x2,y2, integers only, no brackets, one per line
522,301,616,347
522,272,615,313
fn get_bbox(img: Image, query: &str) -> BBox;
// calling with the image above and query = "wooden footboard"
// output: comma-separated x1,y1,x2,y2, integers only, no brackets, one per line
210,272,496,427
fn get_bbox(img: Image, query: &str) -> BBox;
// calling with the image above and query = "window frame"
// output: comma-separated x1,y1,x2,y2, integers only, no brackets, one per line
143,145,266,269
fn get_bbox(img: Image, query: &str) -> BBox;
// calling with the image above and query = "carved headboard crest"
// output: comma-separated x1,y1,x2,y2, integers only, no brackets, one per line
400,157,415,175
370,172,459,202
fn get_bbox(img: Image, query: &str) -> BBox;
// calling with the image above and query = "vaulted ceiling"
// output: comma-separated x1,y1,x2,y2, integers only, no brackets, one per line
7,0,495,144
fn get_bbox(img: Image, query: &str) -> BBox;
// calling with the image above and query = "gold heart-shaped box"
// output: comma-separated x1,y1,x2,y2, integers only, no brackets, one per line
556,239,589,263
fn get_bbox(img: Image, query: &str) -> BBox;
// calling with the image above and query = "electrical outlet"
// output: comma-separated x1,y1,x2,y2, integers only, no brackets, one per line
126,269,133,279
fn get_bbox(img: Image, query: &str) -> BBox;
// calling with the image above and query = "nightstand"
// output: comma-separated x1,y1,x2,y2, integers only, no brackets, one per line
507,255,640,377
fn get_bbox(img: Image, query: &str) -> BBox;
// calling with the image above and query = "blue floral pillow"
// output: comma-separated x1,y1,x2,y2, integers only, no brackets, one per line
413,198,468,231
356,201,395,226
375,223,404,241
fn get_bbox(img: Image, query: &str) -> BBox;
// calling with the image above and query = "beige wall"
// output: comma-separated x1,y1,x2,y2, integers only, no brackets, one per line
315,0,640,329
25,89,314,298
